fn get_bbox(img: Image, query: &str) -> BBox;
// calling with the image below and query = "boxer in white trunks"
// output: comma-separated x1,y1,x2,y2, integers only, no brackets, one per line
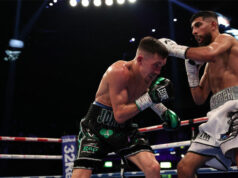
158,11,238,177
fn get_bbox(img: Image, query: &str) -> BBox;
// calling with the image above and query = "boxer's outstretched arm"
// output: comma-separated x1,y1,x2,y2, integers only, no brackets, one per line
186,34,233,62
159,34,233,62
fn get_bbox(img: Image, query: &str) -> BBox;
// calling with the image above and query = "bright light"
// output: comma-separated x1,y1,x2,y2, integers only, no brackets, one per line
218,15,230,27
160,162,172,169
152,29,156,32
181,154,185,158
53,0,57,3
128,0,136,3
170,151,176,155
117,0,125,5
104,161,113,168
82,0,89,7
105,0,113,6
69,0,77,7
129,37,135,42
94,0,102,7
49,2,53,6
173,18,177,22
9,39,24,48
155,153,160,156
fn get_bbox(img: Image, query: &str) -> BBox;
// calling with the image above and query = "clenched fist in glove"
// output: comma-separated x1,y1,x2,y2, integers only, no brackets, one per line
135,77,174,111
151,103,180,131
158,38,189,59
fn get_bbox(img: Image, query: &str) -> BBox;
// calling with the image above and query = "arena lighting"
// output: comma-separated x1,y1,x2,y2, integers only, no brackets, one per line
9,39,24,48
104,161,113,168
105,0,113,6
129,37,135,42
49,2,53,6
152,29,156,32
160,162,172,169
53,0,57,3
128,0,136,3
217,13,230,27
226,28,238,40
69,0,77,7
82,0,89,7
117,0,125,5
93,0,102,7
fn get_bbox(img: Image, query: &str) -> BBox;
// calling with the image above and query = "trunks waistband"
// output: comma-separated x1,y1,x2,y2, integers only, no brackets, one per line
85,102,126,129
210,86,238,110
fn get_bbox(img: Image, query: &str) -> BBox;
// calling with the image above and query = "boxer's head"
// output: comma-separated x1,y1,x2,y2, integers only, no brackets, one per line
136,36,168,83
190,11,218,46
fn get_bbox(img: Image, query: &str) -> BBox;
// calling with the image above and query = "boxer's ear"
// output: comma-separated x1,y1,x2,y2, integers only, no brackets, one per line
137,55,143,65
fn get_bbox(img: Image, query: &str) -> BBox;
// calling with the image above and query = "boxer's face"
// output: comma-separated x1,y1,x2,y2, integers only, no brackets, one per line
141,54,166,83
191,17,213,46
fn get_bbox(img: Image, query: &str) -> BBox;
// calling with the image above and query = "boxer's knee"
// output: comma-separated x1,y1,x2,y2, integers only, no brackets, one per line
177,158,195,178
144,161,160,178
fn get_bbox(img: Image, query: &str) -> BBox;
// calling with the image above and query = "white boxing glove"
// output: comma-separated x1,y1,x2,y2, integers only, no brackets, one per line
185,59,204,88
158,38,189,59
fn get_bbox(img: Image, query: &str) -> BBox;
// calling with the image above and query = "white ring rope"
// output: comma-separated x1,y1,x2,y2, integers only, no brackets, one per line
91,166,238,177
0,117,206,160
0,154,62,160
0,140,191,159
1,116,237,177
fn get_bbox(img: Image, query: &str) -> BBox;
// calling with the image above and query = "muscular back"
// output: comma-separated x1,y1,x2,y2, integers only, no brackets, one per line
206,34,238,94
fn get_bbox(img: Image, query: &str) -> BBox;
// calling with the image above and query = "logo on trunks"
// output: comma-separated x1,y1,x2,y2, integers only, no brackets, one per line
82,144,99,153
198,132,210,141
157,87,168,101
99,128,114,139
210,88,234,109
97,108,121,127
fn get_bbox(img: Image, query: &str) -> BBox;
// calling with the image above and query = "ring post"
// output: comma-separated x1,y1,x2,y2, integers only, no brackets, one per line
62,135,78,178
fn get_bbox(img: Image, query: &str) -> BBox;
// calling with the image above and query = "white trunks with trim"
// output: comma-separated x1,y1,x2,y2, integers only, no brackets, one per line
188,86,238,170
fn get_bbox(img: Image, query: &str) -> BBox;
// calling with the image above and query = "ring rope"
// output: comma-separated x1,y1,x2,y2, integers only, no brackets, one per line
0,136,62,143
139,117,207,133
0,117,208,143
0,154,62,160
0,140,191,159
91,166,238,177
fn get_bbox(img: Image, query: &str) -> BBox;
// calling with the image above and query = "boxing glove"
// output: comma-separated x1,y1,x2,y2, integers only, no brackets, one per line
135,77,173,111
158,38,188,59
151,103,180,131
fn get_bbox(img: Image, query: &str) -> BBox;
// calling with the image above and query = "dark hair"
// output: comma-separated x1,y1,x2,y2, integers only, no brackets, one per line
190,11,218,24
138,36,168,59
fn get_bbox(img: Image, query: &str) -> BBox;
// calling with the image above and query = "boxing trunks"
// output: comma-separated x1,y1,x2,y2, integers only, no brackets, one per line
188,86,238,170
73,101,153,170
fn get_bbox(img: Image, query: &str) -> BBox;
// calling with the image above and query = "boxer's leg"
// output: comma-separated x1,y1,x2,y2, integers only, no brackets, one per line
128,151,160,178
177,152,210,178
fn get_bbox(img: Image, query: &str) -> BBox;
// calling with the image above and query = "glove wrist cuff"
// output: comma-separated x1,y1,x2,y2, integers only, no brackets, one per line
151,103,167,117
135,92,153,111
172,45,188,59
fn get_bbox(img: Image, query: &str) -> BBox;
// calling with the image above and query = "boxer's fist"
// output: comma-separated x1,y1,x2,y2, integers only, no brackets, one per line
149,77,174,103
135,77,173,111
158,38,188,59
151,103,180,131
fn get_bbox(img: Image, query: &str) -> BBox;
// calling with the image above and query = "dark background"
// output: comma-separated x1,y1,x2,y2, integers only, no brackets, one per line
0,0,238,177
